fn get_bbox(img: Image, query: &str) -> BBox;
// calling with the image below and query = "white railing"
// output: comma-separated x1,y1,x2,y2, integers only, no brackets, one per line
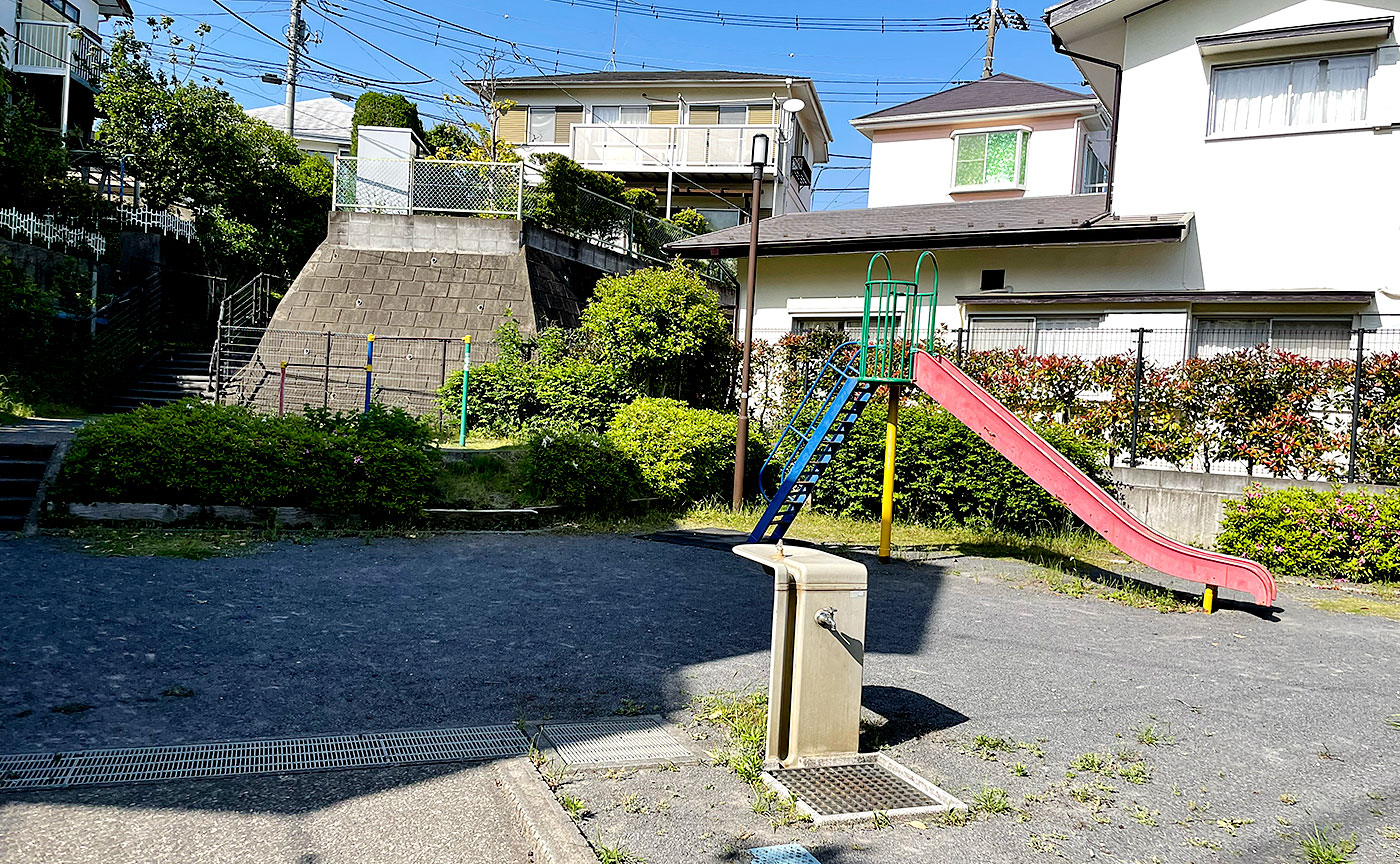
14,20,105,88
114,205,198,241
569,124,779,170
0,207,106,256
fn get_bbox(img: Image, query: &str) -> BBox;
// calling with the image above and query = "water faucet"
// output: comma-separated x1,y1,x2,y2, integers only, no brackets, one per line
815,607,837,631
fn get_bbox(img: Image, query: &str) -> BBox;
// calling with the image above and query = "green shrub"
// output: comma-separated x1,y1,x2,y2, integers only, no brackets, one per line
1217,484,1400,582
350,91,425,155
581,264,737,408
438,356,636,435
667,208,711,236
813,395,1110,534
608,397,761,502
535,360,638,431
53,401,437,519
518,427,642,510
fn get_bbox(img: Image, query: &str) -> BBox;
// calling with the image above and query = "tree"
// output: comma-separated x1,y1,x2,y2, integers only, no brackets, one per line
447,47,517,163
580,264,737,408
95,27,331,280
349,91,426,155
0,70,108,225
423,121,519,163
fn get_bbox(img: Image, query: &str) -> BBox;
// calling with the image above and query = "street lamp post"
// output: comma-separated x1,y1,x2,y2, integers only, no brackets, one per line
732,133,769,511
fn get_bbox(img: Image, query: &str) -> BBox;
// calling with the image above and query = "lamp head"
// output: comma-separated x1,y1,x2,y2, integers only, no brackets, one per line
750,133,770,167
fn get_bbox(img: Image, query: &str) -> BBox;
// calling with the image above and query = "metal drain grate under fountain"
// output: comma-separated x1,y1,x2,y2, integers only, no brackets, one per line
761,754,966,826
0,725,530,792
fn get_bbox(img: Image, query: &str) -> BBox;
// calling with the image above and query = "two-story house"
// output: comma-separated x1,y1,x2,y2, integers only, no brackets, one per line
855,73,1109,207
3,0,132,140
492,70,832,228
671,2,1396,363
245,96,355,161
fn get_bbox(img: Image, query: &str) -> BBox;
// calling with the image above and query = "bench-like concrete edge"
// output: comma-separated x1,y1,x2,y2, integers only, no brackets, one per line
51,502,332,527
23,438,70,537
494,757,595,864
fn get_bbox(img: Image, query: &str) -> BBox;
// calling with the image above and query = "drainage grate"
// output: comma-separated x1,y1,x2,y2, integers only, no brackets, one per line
772,762,936,815
0,724,529,792
540,717,692,766
749,844,822,864
761,755,965,825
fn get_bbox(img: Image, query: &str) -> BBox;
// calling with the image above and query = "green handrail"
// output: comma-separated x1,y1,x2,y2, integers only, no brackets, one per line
859,251,939,383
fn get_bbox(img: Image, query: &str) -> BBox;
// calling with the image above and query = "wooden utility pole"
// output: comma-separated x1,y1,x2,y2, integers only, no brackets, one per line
982,0,1000,79
284,0,305,135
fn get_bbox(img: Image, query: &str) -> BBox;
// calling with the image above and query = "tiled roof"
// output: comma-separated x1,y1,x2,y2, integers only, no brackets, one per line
495,70,794,85
853,74,1093,122
245,97,353,143
666,195,1190,257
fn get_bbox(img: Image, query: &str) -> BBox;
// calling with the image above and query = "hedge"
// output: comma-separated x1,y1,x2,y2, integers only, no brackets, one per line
814,394,1110,535
53,401,438,519
1217,484,1400,582
608,397,761,502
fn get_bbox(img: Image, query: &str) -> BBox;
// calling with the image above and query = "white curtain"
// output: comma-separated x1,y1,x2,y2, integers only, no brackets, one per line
1211,54,1371,134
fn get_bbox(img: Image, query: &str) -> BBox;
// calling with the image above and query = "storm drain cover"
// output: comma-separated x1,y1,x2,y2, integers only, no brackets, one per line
761,755,965,825
0,724,529,792
540,716,692,766
749,844,822,864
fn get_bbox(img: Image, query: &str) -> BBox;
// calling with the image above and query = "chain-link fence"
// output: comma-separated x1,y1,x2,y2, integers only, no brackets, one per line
741,324,1400,485
214,326,463,423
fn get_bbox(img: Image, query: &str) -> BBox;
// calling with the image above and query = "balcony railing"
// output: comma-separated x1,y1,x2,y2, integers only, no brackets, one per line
14,20,105,89
569,124,779,171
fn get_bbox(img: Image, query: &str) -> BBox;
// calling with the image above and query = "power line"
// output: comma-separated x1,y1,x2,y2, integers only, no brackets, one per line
530,0,976,32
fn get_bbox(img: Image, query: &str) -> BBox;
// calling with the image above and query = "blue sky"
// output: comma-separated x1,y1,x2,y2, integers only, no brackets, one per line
135,0,1087,209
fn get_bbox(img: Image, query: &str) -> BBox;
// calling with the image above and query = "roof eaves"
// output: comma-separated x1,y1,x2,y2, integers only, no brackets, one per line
852,99,1100,128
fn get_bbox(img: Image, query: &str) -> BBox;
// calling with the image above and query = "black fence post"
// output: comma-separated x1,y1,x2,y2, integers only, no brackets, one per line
322,331,333,409
213,323,223,405
1128,328,1150,468
1347,328,1370,484
954,327,966,364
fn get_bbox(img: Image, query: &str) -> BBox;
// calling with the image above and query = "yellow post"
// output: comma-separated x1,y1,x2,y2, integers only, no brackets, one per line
879,385,899,563
1203,585,1217,614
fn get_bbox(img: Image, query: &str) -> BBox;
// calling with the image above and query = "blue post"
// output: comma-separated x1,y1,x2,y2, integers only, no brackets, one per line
364,334,375,413
458,335,472,446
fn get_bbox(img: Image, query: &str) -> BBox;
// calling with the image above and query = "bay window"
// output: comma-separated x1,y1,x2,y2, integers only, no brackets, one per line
953,129,1031,190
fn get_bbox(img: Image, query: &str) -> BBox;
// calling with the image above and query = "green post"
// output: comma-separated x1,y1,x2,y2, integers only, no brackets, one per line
458,335,472,447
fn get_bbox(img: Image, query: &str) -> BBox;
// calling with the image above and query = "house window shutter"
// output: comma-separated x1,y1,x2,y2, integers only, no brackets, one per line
747,104,774,125
555,107,583,143
648,103,679,125
689,105,719,125
497,107,527,144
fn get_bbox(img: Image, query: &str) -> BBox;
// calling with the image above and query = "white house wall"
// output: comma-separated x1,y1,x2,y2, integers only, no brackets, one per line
1111,0,1400,319
867,114,1088,206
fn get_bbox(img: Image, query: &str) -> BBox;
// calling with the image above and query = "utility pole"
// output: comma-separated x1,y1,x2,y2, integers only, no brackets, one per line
982,0,1000,79
284,0,306,136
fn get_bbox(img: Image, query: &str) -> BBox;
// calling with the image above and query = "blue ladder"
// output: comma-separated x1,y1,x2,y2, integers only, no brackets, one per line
750,343,878,543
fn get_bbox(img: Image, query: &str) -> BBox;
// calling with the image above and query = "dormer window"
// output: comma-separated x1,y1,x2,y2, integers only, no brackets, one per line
952,128,1030,190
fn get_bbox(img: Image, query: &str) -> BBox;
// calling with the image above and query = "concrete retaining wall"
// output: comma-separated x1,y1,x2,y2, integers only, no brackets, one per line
1109,467,1397,547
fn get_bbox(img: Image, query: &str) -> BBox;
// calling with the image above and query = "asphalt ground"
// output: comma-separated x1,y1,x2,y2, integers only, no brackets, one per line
2,532,1397,862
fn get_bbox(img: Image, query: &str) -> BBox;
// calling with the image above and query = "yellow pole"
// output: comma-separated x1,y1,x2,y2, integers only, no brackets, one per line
1203,585,1216,614
879,385,899,563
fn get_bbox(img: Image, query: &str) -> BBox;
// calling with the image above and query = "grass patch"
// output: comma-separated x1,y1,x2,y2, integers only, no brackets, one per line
1067,750,1152,785
1134,723,1175,747
432,447,529,509
1308,595,1400,622
972,786,1013,815
1300,826,1358,864
692,689,810,829
58,527,271,559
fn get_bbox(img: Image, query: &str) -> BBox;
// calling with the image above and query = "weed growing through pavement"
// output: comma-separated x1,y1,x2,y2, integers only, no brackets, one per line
619,793,646,814
1135,723,1176,747
1214,817,1255,835
1299,825,1358,864
972,787,1013,816
613,698,645,716
1028,832,1068,853
557,793,589,822
691,689,810,829
1280,794,1299,805
542,760,570,790
593,835,643,864
1186,837,1222,850
1009,762,1030,777
870,810,892,829
1131,805,1159,826
1377,826,1399,840
1067,750,1151,785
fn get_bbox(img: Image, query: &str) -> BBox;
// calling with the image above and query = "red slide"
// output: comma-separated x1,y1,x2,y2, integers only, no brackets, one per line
912,351,1276,608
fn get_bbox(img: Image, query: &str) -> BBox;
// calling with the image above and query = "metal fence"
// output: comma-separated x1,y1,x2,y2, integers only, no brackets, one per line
742,324,1400,485
333,157,526,217
0,207,106,257
214,326,462,422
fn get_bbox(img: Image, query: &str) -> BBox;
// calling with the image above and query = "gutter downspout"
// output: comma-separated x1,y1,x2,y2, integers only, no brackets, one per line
1050,32,1122,226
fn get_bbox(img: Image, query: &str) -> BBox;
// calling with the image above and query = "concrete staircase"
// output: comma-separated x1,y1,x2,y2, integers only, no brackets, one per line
107,351,213,412
0,442,54,532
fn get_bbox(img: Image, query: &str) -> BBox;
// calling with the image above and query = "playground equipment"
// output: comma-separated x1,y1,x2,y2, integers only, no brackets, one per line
750,252,1277,612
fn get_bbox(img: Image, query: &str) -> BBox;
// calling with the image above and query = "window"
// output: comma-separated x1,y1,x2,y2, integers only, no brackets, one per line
1192,318,1351,360
793,317,865,335
1208,54,1371,135
527,107,555,144
953,129,1030,189
40,0,81,23
694,208,742,230
590,105,648,125
1080,136,1108,194
968,316,1119,357
980,269,1006,292
717,105,747,125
